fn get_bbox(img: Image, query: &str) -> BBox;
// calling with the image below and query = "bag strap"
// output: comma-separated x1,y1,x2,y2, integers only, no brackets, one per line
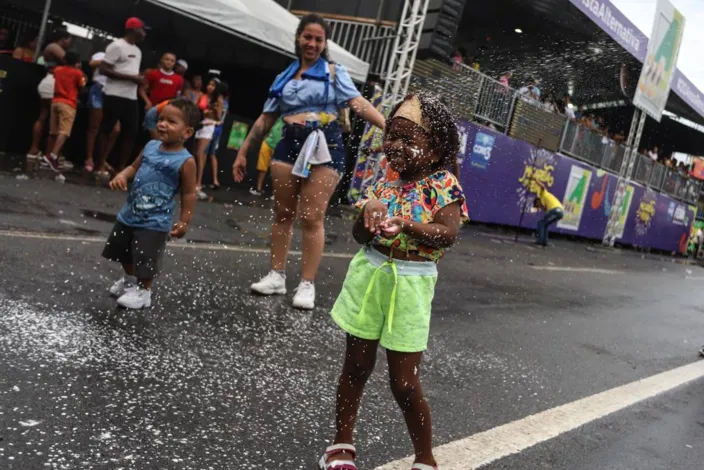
329,63,337,85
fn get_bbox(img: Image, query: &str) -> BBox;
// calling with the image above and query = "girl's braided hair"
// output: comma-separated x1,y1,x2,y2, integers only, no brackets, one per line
386,92,460,176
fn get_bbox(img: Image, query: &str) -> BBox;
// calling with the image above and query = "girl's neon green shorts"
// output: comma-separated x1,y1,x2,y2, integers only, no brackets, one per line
331,246,438,353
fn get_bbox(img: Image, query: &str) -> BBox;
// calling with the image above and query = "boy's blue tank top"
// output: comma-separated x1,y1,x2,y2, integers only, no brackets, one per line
117,140,193,232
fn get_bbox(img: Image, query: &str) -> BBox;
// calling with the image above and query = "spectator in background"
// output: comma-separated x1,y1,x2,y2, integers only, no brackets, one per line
85,48,120,173
451,46,464,70
534,181,564,247
12,34,37,62
175,59,188,77
563,95,575,119
499,71,513,88
0,27,11,54
43,51,86,171
94,17,147,176
250,117,284,197
207,82,229,190
27,29,73,165
648,145,659,161
185,75,203,104
194,78,225,199
139,52,183,110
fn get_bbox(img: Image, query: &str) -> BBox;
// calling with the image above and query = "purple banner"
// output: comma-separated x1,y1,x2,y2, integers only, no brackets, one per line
568,0,704,120
459,122,695,253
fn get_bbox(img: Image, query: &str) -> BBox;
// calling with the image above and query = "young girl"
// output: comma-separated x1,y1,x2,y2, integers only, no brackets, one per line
103,99,201,309
194,78,224,200
318,93,468,470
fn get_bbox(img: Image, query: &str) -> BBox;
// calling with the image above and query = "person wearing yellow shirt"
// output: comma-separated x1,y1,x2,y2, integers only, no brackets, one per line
534,181,564,247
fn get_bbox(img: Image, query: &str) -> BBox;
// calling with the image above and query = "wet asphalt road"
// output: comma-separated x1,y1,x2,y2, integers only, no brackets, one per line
1,174,704,469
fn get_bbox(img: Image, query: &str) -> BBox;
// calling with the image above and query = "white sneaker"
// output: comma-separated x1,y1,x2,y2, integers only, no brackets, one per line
196,189,208,200
117,288,152,309
292,280,315,310
249,188,263,196
109,277,135,298
251,271,287,295
58,157,74,171
26,153,41,161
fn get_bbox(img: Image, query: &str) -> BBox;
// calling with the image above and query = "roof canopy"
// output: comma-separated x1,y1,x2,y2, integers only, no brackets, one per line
146,0,369,82
16,0,369,82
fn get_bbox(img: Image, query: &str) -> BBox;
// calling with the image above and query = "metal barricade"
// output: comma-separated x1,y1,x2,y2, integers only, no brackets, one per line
460,66,516,130
681,178,701,204
603,144,625,173
648,163,666,190
560,119,623,169
632,154,653,186
662,169,684,197
319,18,396,78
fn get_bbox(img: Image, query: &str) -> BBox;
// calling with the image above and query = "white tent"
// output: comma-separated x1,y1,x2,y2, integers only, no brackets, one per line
145,0,370,82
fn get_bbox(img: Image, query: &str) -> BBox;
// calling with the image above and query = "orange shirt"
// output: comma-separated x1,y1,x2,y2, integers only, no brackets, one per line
53,66,86,109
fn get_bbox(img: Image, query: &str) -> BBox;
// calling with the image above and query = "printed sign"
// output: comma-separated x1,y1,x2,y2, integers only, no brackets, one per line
673,204,686,225
633,0,686,121
226,121,249,150
614,185,634,238
470,132,496,170
558,166,592,231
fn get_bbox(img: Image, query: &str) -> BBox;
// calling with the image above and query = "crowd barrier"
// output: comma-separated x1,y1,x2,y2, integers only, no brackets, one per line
457,121,695,253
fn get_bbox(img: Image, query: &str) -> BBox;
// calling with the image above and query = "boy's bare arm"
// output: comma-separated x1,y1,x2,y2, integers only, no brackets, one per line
178,158,198,226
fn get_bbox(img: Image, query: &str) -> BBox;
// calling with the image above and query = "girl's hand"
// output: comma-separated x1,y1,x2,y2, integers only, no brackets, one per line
109,174,128,191
363,200,388,234
380,217,406,237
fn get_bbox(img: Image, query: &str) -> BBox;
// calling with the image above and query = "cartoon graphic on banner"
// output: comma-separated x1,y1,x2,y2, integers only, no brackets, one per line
633,0,686,121
517,147,557,208
635,189,657,236
347,84,385,203
558,165,592,231
470,132,495,170
614,184,634,238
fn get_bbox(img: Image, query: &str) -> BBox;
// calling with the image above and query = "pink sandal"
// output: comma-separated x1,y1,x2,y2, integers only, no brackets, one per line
412,464,438,470
318,443,357,470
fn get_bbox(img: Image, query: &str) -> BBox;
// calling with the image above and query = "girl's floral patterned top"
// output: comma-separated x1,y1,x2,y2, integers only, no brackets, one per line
356,170,469,261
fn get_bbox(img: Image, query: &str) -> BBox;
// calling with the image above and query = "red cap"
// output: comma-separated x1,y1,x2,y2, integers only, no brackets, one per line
125,17,148,30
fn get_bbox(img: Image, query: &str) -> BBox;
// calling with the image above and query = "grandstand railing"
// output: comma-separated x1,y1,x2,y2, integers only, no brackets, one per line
560,118,625,173
293,12,396,78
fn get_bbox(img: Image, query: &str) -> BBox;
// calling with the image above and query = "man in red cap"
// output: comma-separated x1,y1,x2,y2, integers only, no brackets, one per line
94,17,148,176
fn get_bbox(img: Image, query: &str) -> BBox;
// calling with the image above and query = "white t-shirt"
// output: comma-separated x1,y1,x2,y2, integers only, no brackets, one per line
648,150,658,161
102,38,142,100
565,106,575,120
91,52,107,87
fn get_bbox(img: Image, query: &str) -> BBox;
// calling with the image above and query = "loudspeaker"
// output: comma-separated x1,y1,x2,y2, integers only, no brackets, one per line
419,0,468,59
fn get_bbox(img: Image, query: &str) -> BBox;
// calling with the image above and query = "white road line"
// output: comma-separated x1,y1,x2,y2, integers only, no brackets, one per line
0,230,354,259
530,266,623,274
375,360,704,470
685,276,704,281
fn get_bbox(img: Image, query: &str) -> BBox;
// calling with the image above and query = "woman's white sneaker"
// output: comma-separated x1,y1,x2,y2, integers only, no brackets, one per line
109,277,135,298
117,288,152,309
292,281,315,310
251,271,287,295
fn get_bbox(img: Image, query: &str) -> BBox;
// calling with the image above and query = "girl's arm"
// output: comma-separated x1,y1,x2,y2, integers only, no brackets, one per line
348,96,386,130
381,202,462,249
232,113,280,183
171,158,197,238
